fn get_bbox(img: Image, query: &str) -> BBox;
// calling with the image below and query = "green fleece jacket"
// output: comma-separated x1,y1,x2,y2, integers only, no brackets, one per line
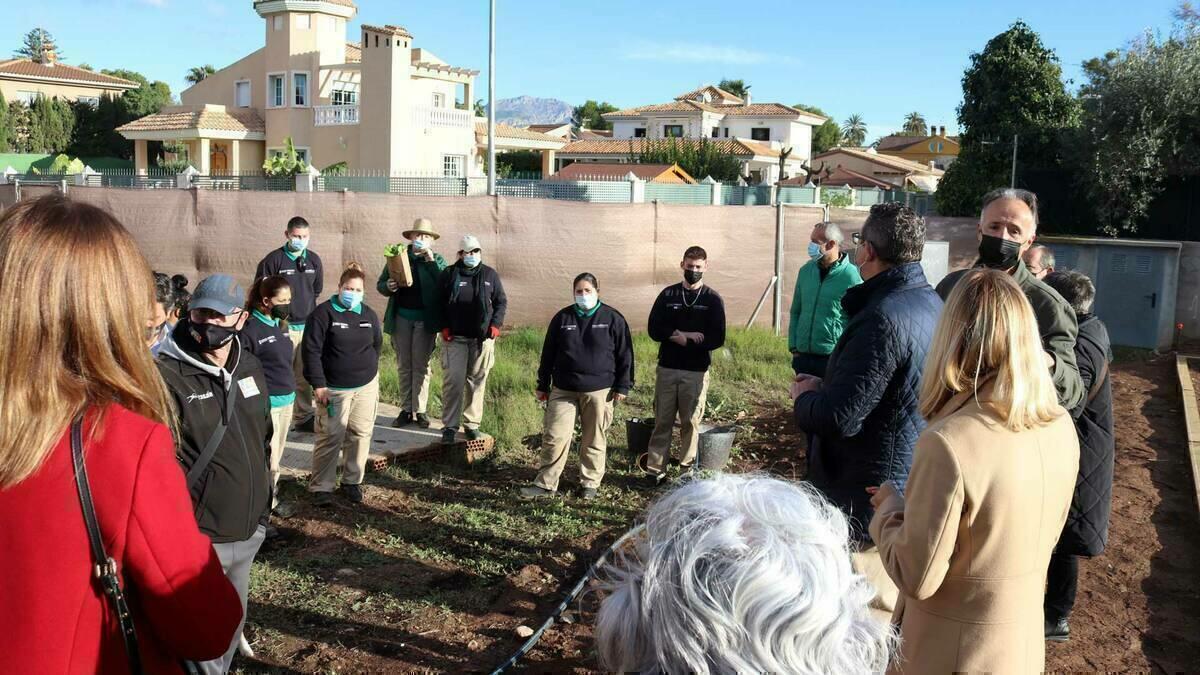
935,259,1084,411
376,246,447,334
788,254,863,356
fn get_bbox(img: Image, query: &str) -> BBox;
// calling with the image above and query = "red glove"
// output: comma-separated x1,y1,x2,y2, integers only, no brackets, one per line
488,325,501,340
441,328,452,342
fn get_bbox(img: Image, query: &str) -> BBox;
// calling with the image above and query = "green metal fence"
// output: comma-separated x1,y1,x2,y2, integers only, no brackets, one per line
498,179,632,203
855,188,883,207
645,182,711,205
778,186,817,204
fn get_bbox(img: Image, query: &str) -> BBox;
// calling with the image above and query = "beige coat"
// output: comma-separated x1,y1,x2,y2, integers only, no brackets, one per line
869,387,1080,674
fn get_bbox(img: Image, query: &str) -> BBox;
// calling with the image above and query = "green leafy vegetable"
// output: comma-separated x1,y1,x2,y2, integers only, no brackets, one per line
384,243,406,257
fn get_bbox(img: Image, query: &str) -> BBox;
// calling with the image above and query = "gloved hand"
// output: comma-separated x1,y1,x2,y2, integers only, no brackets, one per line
488,325,501,340
441,328,452,342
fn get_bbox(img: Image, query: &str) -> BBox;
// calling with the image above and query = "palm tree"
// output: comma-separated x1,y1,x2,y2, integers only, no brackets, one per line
717,78,750,99
841,114,868,147
185,65,216,85
902,111,928,135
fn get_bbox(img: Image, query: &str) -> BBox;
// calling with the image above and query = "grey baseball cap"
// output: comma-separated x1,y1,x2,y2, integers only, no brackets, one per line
190,274,245,315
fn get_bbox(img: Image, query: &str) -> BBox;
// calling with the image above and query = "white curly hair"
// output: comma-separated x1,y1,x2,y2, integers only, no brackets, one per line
594,473,895,674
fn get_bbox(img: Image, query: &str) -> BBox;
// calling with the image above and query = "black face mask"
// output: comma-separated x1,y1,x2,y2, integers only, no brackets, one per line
189,322,238,351
683,269,704,285
978,234,1022,270
271,303,292,321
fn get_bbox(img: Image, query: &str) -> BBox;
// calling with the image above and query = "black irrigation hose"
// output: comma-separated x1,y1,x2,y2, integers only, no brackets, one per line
488,523,646,675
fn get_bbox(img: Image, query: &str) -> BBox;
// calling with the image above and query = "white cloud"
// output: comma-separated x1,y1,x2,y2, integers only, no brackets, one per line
622,41,796,66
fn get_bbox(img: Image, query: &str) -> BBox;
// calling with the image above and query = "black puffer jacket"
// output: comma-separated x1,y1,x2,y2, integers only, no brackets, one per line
1058,314,1115,557
793,262,942,541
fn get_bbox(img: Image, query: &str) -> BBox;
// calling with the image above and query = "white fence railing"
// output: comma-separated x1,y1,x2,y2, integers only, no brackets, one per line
314,105,359,126
414,105,472,129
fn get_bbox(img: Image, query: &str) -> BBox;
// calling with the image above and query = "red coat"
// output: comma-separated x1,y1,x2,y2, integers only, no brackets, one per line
0,404,243,674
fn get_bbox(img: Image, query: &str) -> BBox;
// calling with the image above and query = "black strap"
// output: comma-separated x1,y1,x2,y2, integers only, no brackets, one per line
185,380,238,489
1087,360,1109,405
71,417,144,675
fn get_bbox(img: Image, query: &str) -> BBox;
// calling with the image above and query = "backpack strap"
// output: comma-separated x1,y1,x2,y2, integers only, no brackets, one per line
71,417,144,674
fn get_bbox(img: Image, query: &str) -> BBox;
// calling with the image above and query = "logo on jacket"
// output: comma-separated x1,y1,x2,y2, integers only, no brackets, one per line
186,391,215,403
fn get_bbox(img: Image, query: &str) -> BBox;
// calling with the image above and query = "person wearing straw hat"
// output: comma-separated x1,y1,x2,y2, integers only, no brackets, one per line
378,218,448,428
433,234,507,444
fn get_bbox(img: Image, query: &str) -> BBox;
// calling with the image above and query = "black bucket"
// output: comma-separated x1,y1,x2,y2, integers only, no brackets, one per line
626,417,656,456
697,424,737,471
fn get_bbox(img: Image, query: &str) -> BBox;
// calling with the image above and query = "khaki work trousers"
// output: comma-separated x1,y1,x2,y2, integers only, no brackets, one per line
851,543,900,625
268,402,294,507
289,328,314,422
533,388,615,492
391,316,437,414
441,337,495,431
309,375,380,493
646,366,709,475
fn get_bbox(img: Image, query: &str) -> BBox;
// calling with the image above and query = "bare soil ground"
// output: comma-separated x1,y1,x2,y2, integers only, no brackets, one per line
237,356,1200,673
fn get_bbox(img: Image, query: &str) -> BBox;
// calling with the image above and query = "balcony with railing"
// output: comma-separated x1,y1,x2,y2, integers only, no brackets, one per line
314,105,359,126
413,105,472,130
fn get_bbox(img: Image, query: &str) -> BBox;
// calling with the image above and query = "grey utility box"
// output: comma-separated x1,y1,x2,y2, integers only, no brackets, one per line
1040,236,1181,350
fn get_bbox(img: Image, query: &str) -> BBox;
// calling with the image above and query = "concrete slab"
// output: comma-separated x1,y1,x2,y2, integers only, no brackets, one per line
278,401,448,477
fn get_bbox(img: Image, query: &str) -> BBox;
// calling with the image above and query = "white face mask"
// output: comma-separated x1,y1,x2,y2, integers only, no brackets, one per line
574,293,598,310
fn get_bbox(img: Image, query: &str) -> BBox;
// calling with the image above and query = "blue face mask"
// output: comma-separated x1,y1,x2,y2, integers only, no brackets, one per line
463,253,481,268
339,289,363,309
410,238,429,251
808,242,823,259
575,293,598,310
288,236,308,252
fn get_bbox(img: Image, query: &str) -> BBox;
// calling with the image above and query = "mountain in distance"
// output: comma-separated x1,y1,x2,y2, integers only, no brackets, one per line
487,96,573,127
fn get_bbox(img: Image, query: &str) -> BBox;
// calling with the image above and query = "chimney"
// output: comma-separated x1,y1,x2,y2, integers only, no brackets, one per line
42,47,57,66
938,125,946,137
744,92,752,107
929,160,936,169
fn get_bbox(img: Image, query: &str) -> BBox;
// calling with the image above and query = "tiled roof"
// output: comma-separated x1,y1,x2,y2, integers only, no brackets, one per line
710,103,803,117
362,24,413,38
815,146,944,175
876,135,925,152
577,129,612,139
117,106,265,134
559,137,786,159
474,122,565,144
0,59,140,89
781,166,892,189
604,100,805,118
675,85,743,104
551,163,691,182
255,0,357,5
527,123,570,133
345,42,361,63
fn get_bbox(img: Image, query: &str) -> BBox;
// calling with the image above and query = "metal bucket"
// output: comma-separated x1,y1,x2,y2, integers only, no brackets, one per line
697,424,736,471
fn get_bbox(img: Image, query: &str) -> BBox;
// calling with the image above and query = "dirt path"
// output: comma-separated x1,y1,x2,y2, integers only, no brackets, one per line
239,357,1200,673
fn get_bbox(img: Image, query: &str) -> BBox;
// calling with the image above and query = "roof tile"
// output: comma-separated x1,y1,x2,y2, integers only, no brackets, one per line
0,59,140,89
117,106,265,134
558,137,784,159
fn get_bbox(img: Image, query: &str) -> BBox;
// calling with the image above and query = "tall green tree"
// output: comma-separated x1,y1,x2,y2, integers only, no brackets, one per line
631,138,743,182
572,100,618,130
717,78,750,99
0,91,10,152
101,69,173,117
473,99,485,117
902,111,928,135
840,114,867,146
15,28,62,63
793,103,839,154
936,21,1080,216
185,64,216,85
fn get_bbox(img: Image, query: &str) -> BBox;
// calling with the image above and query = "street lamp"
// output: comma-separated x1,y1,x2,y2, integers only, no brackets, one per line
981,134,1018,188
487,0,496,196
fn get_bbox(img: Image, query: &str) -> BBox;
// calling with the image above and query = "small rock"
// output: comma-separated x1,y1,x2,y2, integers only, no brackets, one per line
336,568,357,577
559,611,576,624
515,625,534,639
467,640,482,652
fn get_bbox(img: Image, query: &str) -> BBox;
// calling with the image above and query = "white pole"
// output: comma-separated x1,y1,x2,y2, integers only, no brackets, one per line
487,0,496,196
1010,133,1018,188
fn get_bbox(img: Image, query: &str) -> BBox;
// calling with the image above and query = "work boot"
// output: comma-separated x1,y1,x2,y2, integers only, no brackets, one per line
415,412,432,428
518,485,556,500
441,428,457,445
292,417,315,434
644,473,667,489
1045,617,1070,642
578,487,598,501
392,411,414,428
313,491,334,508
341,483,364,504
465,428,484,441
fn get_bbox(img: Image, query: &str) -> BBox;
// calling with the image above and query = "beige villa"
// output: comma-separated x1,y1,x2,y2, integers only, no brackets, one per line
118,0,562,176
0,52,139,106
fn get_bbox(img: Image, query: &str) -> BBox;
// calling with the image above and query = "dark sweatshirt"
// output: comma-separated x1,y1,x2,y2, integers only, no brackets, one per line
240,310,296,401
255,246,324,325
434,262,508,339
301,297,383,389
156,321,272,544
537,304,635,395
647,283,727,372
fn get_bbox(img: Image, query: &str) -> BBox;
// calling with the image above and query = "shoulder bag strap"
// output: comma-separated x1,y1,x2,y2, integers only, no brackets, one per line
185,379,238,489
1087,360,1110,405
71,417,144,675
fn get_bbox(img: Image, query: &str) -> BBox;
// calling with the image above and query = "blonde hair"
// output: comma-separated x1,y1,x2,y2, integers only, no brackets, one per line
0,195,176,488
919,269,1063,430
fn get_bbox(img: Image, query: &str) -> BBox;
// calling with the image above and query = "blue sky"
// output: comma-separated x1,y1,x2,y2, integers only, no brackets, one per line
5,0,1179,142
